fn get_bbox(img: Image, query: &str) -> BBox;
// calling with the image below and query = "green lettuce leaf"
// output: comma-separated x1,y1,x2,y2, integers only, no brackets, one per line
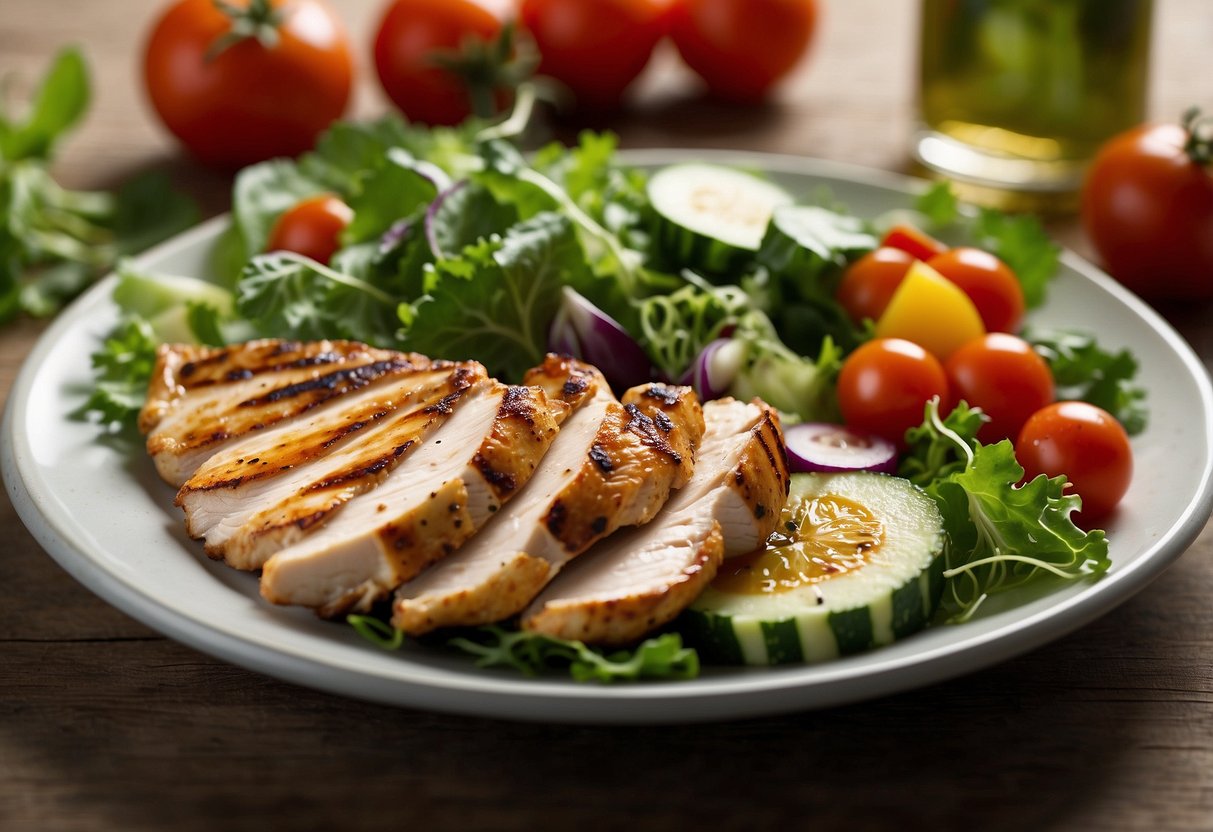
1026,327,1148,435
401,211,588,379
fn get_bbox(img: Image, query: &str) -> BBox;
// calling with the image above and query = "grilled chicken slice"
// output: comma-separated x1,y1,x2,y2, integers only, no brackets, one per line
391,381,705,635
181,364,486,570
521,398,789,646
259,380,569,616
142,339,430,486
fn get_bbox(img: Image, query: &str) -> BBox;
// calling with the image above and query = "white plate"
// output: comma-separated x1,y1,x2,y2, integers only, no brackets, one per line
5,150,1213,724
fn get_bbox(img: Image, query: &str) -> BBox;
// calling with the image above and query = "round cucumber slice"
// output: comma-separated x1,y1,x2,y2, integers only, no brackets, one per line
648,163,793,275
681,472,945,665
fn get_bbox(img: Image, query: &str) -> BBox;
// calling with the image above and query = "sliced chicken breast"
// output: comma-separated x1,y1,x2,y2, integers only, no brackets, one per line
259,380,569,617
521,398,789,646
184,365,486,571
142,339,429,486
391,382,705,635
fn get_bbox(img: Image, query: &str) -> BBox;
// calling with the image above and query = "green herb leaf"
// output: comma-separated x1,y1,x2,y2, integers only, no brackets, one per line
401,211,587,379
899,400,987,486
76,316,160,427
341,148,442,245
448,625,700,683
0,47,90,161
236,251,402,345
110,172,200,257
1025,327,1148,435
971,209,1059,308
914,181,960,226
912,400,1110,622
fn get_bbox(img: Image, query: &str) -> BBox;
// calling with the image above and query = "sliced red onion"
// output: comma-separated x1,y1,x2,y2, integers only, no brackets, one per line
680,338,745,401
784,423,898,474
548,287,655,391
378,216,415,255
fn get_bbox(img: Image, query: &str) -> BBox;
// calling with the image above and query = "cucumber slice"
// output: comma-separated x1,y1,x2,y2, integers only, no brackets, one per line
681,472,945,665
648,163,793,275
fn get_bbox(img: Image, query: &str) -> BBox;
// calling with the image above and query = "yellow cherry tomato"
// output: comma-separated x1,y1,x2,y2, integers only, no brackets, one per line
873,260,986,361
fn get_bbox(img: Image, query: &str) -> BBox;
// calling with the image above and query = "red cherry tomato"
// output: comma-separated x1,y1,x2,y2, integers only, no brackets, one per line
373,0,512,126
669,0,818,103
836,247,915,324
520,0,668,111
265,194,354,265
927,247,1026,333
880,224,948,262
143,0,352,169
837,338,950,446
1016,401,1133,520
944,334,1054,443
1081,114,1213,302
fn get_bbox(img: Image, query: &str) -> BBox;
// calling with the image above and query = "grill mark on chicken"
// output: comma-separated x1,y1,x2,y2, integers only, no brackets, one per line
239,359,411,408
642,384,683,406
302,439,416,492
588,444,613,473
622,402,682,465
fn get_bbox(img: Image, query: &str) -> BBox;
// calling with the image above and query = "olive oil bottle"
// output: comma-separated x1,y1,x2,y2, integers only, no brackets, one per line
914,0,1152,209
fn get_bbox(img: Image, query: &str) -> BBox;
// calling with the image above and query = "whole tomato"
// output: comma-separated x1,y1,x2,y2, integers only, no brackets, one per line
144,0,353,169
1081,110,1213,302
265,194,354,265
520,0,669,111
373,0,515,126
669,0,818,102
837,338,950,447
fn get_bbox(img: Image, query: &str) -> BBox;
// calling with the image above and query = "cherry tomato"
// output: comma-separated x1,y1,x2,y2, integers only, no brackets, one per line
881,224,948,262
521,0,668,111
1016,401,1133,521
927,247,1025,333
265,194,353,265
836,247,915,324
144,0,352,169
669,0,818,103
1081,113,1213,302
837,338,950,446
373,0,512,126
944,334,1054,443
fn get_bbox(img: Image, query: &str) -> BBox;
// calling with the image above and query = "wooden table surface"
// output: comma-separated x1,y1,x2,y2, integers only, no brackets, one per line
3,2,1211,829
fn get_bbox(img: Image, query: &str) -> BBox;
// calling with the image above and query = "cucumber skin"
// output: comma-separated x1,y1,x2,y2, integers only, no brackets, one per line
679,545,946,666
652,211,759,277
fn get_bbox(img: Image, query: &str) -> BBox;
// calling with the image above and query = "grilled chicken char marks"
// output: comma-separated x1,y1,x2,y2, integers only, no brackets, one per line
177,366,471,498
390,381,704,636
259,379,570,617
192,365,486,571
522,398,789,645
142,339,434,486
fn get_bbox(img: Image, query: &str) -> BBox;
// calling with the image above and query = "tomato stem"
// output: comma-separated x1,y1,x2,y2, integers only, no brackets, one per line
208,0,284,60
1182,107,1213,167
428,22,538,121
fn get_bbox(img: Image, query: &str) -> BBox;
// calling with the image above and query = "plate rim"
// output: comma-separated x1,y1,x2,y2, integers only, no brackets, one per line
5,150,1213,724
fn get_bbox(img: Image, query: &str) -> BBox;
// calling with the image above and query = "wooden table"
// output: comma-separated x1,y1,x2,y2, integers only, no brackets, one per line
3,2,1211,829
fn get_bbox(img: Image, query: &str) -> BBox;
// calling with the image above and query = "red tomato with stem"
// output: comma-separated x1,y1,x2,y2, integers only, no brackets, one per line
1081,110,1213,302
265,194,354,265
927,247,1025,333
880,224,948,262
520,0,669,111
1016,401,1133,521
836,247,915,324
373,0,514,126
669,0,818,102
837,338,950,446
944,334,1054,443
144,0,353,169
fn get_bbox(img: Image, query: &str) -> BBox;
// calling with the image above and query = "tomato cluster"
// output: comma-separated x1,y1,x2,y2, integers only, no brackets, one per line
834,225,1133,520
143,0,821,161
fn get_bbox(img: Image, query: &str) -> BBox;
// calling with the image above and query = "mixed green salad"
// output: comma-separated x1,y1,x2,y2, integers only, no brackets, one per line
80,108,1147,682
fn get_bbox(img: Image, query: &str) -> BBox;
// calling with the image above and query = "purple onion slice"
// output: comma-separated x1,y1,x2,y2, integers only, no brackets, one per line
547,287,654,391
679,337,745,401
784,422,898,474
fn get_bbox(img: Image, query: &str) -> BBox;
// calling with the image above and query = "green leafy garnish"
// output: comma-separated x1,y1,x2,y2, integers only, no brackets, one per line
448,626,700,683
1026,327,1148,435
0,49,197,324
401,211,588,380
76,317,160,426
911,400,1111,622
347,617,699,683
